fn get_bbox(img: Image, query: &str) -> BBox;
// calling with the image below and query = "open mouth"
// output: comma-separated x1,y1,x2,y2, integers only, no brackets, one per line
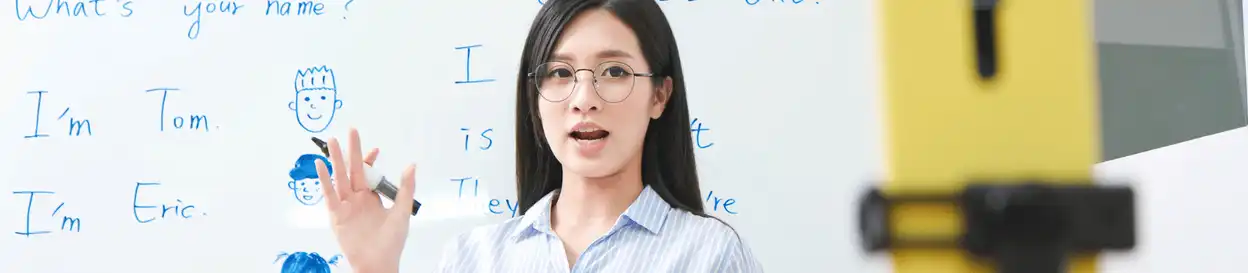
569,128,609,141
306,114,323,120
303,195,315,200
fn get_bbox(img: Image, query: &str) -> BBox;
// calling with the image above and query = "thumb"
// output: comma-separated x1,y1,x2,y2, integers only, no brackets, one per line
391,163,419,218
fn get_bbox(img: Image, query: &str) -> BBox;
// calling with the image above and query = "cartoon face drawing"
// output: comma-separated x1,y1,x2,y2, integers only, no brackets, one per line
289,154,332,206
289,66,343,133
275,251,342,273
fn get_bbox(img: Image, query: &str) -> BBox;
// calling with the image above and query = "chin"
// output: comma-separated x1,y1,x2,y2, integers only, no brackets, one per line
569,165,621,179
557,153,625,179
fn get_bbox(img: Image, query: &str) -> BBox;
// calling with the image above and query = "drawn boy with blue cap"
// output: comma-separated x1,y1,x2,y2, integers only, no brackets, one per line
289,154,332,206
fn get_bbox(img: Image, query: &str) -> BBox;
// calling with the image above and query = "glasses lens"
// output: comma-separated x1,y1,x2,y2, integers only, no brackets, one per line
595,62,636,102
534,62,575,101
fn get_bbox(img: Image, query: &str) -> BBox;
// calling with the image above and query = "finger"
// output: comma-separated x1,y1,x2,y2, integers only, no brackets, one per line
348,128,369,193
315,160,340,213
361,150,386,207
327,138,354,195
363,148,380,166
391,164,418,218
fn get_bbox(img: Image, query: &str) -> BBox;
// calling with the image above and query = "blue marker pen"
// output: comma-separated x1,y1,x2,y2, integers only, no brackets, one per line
311,137,422,216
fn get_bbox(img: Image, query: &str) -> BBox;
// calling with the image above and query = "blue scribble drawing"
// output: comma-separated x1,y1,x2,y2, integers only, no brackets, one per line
289,66,343,133
289,154,332,206
275,251,342,273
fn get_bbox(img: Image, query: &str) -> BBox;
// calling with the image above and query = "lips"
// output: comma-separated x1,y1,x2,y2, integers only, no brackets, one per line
569,122,609,141
568,122,610,156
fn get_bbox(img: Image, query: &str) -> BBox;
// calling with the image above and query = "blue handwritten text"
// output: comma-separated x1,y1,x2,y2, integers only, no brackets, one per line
12,191,82,237
182,0,244,40
488,198,520,217
24,91,50,139
690,118,714,149
265,0,325,16
461,127,494,151
14,0,134,21
61,107,92,136
24,91,93,138
454,44,495,84
147,87,213,132
451,177,480,198
132,182,205,224
704,190,737,214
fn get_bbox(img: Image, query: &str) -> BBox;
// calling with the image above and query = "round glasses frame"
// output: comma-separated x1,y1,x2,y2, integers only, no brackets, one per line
527,61,655,103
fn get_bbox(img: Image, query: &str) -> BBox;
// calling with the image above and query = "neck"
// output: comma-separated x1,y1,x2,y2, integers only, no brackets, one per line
552,164,645,227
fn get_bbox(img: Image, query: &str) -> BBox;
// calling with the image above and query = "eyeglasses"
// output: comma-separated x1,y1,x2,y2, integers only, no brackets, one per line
527,61,654,103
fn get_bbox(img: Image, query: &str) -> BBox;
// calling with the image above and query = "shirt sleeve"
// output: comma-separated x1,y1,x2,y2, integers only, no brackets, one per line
715,235,765,273
434,233,468,273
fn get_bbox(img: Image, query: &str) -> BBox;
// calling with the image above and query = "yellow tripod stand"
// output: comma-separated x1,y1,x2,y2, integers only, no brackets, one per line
859,1,1138,273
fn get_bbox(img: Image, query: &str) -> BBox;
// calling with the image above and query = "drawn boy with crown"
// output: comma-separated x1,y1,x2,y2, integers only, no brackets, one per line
289,66,343,133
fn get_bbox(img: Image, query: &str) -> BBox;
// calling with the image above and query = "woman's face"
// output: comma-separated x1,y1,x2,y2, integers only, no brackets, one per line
537,9,667,179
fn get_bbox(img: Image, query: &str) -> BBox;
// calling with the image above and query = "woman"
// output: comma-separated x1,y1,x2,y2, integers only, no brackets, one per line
312,0,762,272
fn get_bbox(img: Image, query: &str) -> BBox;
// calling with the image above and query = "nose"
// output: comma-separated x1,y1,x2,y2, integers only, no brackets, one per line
569,71,602,113
309,104,318,109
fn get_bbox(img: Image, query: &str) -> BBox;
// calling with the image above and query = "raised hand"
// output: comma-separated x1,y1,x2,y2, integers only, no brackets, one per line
314,128,417,273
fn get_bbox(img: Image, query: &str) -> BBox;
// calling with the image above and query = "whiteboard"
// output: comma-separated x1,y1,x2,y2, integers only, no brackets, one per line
0,1,869,272
1093,127,1248,273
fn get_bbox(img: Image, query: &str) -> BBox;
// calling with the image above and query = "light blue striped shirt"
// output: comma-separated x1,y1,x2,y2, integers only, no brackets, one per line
435,185,763,272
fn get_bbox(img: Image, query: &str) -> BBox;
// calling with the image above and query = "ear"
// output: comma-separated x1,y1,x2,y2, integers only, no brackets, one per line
650,77,673,119
334,100,343,109
288,101,296,111
288,181,296,190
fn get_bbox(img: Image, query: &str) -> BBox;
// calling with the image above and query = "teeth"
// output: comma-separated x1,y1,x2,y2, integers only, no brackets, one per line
575,128,599,133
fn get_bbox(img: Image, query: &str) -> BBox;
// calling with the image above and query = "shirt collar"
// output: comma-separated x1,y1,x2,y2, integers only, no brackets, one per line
509,185,672,241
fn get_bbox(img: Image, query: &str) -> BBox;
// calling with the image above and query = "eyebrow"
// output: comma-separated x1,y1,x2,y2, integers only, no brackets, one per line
550,49,635,63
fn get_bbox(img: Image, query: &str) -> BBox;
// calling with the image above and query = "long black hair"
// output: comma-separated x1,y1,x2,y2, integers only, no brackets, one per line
514,0,707,217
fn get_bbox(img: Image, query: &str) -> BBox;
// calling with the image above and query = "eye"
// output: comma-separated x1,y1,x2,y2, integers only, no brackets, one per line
320,96,326,100
549,68,573,78
314,181,319,185
602,66,631,78
300,182,305,186
303,97,310,102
